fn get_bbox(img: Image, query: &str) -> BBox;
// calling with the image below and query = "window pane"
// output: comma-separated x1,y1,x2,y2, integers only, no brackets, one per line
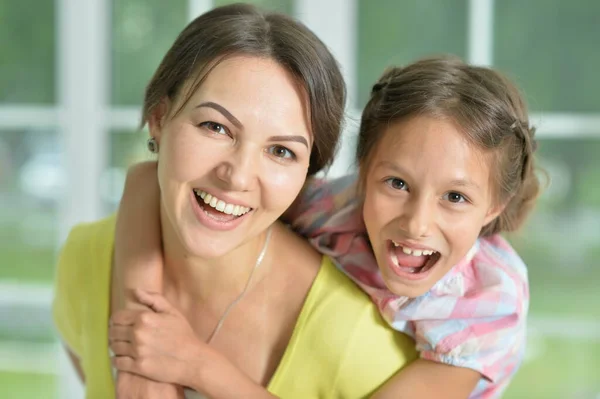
511,138,600,319
0,372,57,399
505,138,600,397
214,0,294,14
495,0,600,112
0,129,62,282
0,129,60,398
0,0,55,103
111,0,187,105
357,0,468,106
506,336,600,397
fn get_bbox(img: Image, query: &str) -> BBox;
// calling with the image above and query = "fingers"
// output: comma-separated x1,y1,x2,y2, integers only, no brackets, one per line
134,289,173,314
109,325,132,343
111,310,142,326
112,355,137,374
110,341,136,358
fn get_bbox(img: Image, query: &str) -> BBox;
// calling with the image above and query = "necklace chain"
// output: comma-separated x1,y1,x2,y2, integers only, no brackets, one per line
206,226,273,344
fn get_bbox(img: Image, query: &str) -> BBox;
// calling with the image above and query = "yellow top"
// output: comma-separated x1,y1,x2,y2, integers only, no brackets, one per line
53,216,417,399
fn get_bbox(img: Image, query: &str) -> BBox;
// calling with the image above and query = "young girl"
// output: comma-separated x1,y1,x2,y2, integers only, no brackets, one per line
112,56,540,398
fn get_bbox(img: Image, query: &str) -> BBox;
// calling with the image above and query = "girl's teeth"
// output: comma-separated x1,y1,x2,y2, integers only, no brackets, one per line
194,189,251,216
393,241,436,257
390,250,399,267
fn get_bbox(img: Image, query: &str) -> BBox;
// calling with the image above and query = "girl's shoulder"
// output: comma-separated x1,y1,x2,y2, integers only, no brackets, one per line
438,234,529,304
472,234,528,281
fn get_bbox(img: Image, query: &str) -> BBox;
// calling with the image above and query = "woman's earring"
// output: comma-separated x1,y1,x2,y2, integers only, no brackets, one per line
147,137,159,153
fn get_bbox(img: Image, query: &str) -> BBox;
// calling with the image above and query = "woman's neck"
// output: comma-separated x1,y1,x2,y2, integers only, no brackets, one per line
159,209,273,311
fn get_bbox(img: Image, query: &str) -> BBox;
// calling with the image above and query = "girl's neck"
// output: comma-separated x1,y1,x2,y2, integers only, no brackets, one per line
159,210,273,309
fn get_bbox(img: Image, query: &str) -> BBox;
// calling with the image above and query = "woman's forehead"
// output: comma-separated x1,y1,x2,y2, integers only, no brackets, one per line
177,56,313,139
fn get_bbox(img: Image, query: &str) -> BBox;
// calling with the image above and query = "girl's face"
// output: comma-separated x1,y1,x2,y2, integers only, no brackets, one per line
362,115,503,298
151,55,313,259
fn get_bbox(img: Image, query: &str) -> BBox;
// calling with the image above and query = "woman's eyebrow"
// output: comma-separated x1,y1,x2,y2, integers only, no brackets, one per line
268,135,309,148
195,101,242,128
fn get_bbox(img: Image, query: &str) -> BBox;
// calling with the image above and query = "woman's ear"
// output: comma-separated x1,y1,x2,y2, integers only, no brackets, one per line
148,99,171,142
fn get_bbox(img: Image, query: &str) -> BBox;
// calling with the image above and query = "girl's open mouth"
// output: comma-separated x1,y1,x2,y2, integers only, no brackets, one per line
386,240,440,280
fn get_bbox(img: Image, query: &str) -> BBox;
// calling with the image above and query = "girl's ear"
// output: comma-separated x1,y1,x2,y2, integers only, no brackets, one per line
148,99,171,142
483,202,506,227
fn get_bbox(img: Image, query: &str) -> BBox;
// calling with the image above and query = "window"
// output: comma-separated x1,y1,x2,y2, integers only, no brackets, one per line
357,0,468,106
495,0,600,112
112,0,187,105
0,1,61,394
0,0,55,103
1,1,597,398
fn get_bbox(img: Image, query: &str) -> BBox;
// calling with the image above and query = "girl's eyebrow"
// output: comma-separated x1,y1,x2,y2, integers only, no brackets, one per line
376,160,481,190
374,160,407,175
448,178,481,190
195,101,242,129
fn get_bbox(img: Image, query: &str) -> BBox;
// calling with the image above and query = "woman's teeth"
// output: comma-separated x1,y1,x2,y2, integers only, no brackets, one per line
194,189,251,216
392,241,436,256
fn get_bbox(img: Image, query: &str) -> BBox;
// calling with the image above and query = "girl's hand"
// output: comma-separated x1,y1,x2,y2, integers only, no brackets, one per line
115,372,185,399
109,289,212,387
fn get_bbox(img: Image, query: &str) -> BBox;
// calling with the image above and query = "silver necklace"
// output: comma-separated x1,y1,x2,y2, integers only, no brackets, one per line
206,226,273,344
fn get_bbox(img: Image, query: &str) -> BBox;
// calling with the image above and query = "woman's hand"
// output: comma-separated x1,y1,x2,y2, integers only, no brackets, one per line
109,289,213,388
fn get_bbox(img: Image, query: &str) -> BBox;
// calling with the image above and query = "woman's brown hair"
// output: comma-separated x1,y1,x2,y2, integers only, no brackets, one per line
142,3,346,176
357,56,542,236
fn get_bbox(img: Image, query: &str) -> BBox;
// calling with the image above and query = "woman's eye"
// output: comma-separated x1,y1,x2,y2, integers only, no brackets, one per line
384,177,407,190
268,145,296,160
444,192,466,203
199,121,228,135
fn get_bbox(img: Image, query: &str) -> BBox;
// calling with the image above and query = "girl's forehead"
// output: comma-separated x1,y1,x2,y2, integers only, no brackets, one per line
372,116,494,185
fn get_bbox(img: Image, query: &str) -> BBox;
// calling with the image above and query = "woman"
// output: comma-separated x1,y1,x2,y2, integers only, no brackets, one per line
52,4,416,398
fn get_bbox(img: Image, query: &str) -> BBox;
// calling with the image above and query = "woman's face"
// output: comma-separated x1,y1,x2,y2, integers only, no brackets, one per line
151,56,313,258
362,115,503,298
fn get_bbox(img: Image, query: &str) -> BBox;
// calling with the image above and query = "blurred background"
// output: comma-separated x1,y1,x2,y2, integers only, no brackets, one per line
1,0,599,398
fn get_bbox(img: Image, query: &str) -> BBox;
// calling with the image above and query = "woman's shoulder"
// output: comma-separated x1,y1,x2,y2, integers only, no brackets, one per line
56,214,116,279
272,221,323,270
52,215,116,353
271,255,417,398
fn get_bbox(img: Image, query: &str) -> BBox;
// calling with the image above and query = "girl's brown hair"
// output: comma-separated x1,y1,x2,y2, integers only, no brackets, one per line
357,56,541,236
142,3,346,176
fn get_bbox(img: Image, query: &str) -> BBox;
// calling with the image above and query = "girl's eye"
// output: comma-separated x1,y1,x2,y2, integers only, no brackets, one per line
199,121,228,135
384,177,407,190
268,145,296,161
444,192,467,203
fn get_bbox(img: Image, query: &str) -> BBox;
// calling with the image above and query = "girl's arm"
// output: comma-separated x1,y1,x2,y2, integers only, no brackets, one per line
113,161,163,310
114,161,180,398
371,359,480,399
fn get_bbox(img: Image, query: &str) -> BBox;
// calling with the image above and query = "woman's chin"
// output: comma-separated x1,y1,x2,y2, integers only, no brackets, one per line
183,236,235,259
